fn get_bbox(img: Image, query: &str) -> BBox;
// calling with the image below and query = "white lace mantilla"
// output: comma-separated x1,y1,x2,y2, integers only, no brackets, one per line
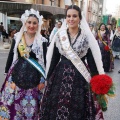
32,36,47,70
13,33,47,70
56,30,89,58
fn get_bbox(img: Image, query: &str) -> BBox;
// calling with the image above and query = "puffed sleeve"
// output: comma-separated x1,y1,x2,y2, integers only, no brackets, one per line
86,48,99,76
5,39,15,73
47,45,61,79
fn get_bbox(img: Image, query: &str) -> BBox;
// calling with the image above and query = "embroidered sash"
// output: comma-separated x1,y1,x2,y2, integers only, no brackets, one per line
18,36,46,78
58,29,91,83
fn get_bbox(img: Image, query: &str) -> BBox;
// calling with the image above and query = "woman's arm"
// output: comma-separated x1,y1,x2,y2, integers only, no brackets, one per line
86,48,99,76
47,45,60,79
5,39,15,73
43,42,47,67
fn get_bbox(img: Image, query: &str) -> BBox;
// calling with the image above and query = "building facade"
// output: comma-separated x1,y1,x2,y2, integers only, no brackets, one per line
86,0,104,26
0,0,67,32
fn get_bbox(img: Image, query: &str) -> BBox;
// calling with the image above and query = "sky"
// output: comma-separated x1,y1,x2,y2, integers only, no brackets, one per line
106,0,120,15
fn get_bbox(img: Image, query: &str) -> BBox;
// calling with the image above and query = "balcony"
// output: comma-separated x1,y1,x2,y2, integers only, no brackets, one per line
0,1,65,15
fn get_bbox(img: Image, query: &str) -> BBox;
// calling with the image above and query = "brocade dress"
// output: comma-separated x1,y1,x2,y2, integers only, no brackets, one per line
96,31,114,72
0,37,47,120
40,30,104,120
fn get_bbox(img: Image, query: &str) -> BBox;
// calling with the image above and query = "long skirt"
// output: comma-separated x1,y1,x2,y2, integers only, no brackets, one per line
0,59,43,120
112,37,120,52
99,43,114,72
40,57,104,120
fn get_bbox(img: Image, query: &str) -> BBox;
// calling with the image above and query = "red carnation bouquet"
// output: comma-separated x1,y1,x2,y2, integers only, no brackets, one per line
90,74,115,111
104,45,110,51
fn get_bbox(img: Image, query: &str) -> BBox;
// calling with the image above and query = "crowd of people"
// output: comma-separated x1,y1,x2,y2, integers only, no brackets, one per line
0,5,119,120
0,22,17,43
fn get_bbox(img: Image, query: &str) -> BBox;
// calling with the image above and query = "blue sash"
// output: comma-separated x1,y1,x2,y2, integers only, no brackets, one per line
25,57,46,79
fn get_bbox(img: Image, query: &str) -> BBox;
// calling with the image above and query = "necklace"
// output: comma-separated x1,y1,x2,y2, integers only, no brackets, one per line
26,32,35,39
67,29,81,46
70,33,78,40
69,30,79,39
69,32,79,42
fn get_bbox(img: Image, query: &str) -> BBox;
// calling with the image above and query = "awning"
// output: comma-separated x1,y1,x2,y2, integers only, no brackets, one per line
0,1,65,15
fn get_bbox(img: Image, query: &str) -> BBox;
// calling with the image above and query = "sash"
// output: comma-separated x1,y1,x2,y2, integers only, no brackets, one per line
25,57,46,78
18,35,46,78
98,30,111,51
98,30,114,61
58,29,91,83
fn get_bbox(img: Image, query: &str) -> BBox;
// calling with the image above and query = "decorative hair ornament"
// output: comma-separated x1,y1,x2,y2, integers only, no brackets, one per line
13,9,44,69
21,8,43,25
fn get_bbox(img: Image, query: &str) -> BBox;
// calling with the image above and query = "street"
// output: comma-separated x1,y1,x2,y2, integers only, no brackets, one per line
0,48,120,120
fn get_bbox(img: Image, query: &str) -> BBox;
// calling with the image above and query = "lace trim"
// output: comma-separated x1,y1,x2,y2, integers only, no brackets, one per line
56,30,89,58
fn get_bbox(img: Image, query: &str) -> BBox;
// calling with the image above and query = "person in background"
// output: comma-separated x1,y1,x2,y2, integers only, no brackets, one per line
0,9,47,119
89,24,96,36
42,30,49,40
49,21,62,43
0,22,4,39
111,25,120,59
2,29,8,42
96,23,114,72
107,23,114,41
8,29,17,44
39,5,112,120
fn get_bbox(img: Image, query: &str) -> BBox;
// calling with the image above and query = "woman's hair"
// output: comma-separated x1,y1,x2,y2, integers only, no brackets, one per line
66,5,82,20
98,23,110,35
28,14,39,22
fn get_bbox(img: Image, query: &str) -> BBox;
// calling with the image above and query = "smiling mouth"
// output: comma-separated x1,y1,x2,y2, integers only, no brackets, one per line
69,23,74,24
29,28,35,31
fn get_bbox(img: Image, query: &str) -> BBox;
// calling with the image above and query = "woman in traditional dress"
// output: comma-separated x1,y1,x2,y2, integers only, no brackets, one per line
96,23,114,72
112,26,120,59
0,9,47,119
39,5,113,120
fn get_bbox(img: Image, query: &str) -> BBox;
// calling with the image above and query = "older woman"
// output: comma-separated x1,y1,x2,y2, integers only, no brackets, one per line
0,9,47,119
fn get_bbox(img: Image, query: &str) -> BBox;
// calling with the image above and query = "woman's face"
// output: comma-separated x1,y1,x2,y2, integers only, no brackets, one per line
25,16,39,34
66,9,80,29
100,24,105,31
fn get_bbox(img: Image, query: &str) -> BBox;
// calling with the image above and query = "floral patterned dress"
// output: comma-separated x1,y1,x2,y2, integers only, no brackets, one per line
0,38,47,120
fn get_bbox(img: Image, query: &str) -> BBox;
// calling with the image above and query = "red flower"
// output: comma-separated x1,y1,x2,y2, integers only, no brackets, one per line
104,45,110,51
90,74,112,95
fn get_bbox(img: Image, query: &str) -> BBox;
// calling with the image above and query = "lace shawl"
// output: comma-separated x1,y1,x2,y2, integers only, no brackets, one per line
56,29,89,58
13,32,47,70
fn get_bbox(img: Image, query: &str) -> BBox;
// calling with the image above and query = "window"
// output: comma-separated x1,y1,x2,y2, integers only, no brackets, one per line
50,0,54,6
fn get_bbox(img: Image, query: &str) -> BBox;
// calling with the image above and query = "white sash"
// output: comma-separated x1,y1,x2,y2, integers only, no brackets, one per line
59,29,91,83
